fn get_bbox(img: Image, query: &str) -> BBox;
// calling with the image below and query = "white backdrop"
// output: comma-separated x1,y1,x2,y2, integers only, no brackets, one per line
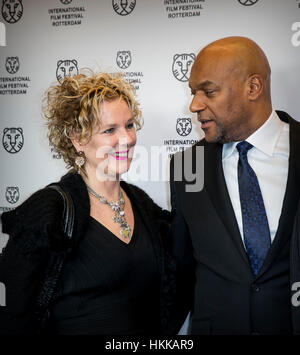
0,0,300,323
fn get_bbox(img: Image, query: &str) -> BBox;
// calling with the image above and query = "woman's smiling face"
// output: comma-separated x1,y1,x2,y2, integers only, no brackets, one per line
75,98,137,181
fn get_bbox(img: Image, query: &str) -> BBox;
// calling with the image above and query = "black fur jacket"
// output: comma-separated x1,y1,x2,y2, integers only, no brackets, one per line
0,172,177,335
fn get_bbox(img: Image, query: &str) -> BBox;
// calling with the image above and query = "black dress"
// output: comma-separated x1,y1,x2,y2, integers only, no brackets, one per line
0,173,177,335
51,203,161,335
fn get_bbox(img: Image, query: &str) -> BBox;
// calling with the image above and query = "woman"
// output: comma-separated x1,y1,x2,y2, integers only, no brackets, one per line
0,71,176,335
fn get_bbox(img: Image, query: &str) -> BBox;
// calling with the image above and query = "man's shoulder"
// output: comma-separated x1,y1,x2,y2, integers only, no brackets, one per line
276,111,300,154
277,110,300,128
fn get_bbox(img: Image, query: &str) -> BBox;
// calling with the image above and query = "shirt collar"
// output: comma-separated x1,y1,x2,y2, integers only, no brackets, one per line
222,110,283,159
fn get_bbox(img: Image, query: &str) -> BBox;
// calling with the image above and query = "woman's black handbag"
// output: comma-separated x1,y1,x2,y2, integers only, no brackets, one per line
34,184,75,334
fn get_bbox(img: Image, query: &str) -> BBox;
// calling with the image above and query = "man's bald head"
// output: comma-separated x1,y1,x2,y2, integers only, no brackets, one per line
189,36,273,143
198,36,271,86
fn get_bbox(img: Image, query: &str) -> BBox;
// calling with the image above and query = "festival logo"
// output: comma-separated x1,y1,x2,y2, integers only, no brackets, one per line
172,53,195,82
164,0,205,19
238,0,259,6
112,0,136,16
5,56,19,74
48,1,85,27
5,187,19,204
1,57,30,95
176,118,192,137
56,59,78,83
2,127,24,154
116,51,132,69
1,0,23,24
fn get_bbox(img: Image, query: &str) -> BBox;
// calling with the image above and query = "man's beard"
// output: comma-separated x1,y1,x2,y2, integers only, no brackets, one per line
207,123,243,144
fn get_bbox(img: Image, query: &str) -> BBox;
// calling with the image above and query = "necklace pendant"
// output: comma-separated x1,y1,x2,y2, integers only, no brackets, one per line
120,227,131,239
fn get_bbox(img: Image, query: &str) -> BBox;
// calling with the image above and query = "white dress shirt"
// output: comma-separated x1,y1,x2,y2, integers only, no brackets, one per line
222,110,289,244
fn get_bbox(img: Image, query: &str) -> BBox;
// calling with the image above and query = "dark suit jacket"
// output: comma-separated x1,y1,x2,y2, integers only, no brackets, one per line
170,111,300,334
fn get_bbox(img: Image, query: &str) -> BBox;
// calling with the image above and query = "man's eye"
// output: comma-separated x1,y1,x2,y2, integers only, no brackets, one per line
205,90,215,96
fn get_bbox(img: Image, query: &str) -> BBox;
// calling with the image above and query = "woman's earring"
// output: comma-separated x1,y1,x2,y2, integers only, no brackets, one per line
75,151,86,168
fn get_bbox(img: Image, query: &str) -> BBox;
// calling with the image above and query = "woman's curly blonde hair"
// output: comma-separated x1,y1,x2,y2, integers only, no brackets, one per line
43,70,143,174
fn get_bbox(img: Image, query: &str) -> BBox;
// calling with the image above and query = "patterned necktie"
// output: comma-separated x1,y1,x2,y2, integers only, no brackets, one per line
236,141,271,277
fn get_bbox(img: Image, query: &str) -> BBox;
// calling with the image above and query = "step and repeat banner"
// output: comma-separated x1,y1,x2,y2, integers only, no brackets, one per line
0,0,300,312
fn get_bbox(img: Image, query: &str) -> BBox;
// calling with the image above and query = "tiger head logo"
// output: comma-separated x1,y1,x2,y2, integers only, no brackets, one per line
176,118,192,137
5,56,19,74
113,0,136,16
2,0,23,24
116,51,132,69
56,59,78,83
172,53,196,82
238,0,259,6
2,127,24,154
5,187,19,204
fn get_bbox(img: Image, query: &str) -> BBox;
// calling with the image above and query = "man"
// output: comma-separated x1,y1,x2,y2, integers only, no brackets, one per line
170,36,300,335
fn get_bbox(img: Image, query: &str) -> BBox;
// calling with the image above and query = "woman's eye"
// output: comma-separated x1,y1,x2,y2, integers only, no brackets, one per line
103,128,114,134
126,123,134,129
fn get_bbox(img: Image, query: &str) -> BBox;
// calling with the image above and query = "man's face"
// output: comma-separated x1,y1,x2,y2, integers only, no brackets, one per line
189,52,250,143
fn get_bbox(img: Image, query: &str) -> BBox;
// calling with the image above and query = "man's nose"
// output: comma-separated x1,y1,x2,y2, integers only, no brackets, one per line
190,94,206,113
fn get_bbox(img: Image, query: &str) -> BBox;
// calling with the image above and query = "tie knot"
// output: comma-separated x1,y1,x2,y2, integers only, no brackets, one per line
236,141,253,156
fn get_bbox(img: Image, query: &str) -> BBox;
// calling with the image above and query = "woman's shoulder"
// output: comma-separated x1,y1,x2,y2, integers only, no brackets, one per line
0,172,88,258
1,171,86,236
1,181,64,236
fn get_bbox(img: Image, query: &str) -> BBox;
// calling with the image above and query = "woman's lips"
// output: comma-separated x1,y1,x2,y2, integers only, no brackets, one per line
113,149,130,160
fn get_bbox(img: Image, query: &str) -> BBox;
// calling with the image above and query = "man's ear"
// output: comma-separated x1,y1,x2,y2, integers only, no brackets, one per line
247,74,263,100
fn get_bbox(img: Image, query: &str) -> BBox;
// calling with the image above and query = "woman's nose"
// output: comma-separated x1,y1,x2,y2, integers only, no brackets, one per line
118,129,136,146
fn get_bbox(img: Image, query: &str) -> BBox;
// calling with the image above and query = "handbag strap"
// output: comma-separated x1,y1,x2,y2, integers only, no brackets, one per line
47,184,75,239
35,184,75,332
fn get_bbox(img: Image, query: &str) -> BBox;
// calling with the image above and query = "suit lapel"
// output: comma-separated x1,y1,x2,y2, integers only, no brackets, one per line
258,112,300,277
204,142,251,270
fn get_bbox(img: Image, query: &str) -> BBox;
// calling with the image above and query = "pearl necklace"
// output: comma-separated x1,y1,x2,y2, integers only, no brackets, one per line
86,184,132,240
